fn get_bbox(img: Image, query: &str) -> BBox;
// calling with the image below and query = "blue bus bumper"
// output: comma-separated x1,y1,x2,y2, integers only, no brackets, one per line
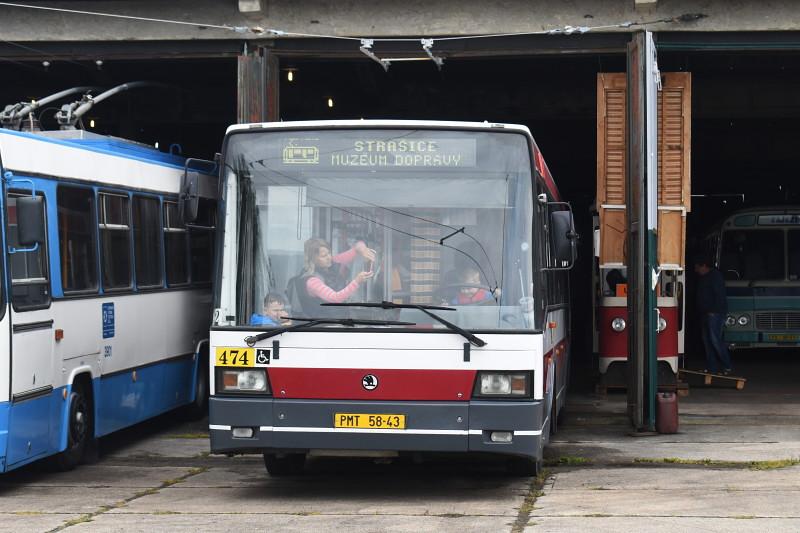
209,397,545,460
0,402,8,472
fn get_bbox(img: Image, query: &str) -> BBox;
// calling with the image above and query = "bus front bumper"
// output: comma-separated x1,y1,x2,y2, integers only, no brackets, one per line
209,397,545,459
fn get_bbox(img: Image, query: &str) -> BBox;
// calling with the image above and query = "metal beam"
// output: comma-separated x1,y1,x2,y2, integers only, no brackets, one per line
626,30,659,432
237,46,280,124
237,48,265,123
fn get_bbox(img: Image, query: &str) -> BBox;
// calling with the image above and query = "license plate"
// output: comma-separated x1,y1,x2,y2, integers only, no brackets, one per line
215,347,255,367
766,334,800,342
334,413,406,430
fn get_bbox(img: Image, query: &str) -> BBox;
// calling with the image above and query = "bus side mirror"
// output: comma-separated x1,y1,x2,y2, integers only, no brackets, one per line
179,169,199,224
550,209,577,269
16,196,45,247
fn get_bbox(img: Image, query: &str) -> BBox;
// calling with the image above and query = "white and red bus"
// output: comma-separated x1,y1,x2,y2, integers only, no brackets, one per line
204,120,576,476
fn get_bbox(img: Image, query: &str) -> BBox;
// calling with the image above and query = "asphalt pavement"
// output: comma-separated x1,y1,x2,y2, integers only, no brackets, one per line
0,355,798,532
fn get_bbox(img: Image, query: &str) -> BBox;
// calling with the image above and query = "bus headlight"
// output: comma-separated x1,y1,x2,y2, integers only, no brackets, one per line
473,372,531,398
737,314,750,326
218,369,270,393
657,317,667,333
725,315,736,327
611,318,626,332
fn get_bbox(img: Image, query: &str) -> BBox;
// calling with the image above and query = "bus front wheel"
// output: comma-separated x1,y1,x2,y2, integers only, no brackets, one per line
53,383,91,470
263,453,306,476
507,455,542,477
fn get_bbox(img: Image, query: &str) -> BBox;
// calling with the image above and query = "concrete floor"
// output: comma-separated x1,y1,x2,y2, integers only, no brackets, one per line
0,353,797,532
538,351,800,532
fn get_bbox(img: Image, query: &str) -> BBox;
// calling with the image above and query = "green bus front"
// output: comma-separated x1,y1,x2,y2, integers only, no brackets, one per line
717,209,800,348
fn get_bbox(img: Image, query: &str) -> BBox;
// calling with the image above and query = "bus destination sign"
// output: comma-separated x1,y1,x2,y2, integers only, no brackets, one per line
282,138,477,168
758,214,800,226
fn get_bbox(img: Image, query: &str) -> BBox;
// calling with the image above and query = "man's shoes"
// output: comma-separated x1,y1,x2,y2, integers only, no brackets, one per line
722,369,733,376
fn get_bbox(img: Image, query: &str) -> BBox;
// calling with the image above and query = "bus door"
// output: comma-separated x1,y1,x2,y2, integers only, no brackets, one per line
5,188,54,466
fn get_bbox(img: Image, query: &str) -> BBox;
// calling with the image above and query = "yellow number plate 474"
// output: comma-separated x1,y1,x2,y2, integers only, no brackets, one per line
215,347,255,367
334,413,406,430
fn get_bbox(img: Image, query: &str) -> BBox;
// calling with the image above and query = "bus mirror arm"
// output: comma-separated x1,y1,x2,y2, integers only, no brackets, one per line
724,269,740,281
546,202,578,270
3,173,45,251
15,196,46,248
179,170,200,224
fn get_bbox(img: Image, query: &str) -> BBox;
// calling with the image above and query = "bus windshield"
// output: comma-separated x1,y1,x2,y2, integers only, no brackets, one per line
720,229,785,281
215,128,536,331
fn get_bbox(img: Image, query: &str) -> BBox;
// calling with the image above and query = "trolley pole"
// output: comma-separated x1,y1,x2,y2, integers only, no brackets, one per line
626,31,660,432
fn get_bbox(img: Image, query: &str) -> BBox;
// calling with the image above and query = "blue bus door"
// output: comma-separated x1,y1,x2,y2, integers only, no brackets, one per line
6,190,55,466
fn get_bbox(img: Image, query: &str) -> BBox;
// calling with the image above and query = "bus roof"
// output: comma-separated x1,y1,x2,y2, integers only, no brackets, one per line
225,119,533,136
224,119,562,201
0,128,187,168
717,206,800,229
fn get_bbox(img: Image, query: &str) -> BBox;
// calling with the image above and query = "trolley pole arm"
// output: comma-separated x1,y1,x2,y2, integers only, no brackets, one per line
0,86,96,130
56,81,170,129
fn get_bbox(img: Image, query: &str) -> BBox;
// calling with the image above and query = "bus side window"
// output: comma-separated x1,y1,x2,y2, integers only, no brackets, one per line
58,186,98,294
7,192,50,310
99,192,132,291
133,195,163,289
164,200,190,286
189,228,214,285
789,230,800,280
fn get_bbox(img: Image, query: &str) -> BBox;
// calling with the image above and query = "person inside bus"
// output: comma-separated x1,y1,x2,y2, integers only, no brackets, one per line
693,253,734,375
450,265,497,305
250,292,291,327
295,238,375,312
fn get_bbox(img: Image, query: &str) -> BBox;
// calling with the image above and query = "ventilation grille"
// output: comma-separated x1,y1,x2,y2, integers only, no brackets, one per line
756,312,800,330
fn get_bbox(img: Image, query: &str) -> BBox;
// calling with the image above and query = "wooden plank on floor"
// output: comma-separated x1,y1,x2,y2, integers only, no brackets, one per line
679,369,746,390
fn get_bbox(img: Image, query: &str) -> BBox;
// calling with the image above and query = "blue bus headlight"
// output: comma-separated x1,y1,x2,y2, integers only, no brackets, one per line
219,369,270,393
725,315,736,327
474,371,531,398
737,314,750,326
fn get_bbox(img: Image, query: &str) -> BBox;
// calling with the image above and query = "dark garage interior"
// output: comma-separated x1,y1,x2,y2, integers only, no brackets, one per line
1,47,799,395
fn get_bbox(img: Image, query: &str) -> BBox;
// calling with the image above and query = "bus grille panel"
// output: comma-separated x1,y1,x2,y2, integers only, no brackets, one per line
755,312,800,330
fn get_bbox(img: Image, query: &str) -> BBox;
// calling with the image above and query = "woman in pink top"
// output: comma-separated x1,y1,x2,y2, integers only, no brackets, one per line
302,238,375,308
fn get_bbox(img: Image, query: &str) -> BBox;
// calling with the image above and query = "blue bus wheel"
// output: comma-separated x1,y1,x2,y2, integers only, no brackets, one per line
52,384,91,471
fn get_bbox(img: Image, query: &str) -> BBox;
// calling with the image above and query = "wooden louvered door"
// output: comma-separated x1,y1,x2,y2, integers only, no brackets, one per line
596,72,692,269
596,73,628,267
657,73,692,269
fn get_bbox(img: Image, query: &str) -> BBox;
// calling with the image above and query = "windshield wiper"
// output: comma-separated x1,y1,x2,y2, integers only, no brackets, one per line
322,301,486,347
244,316,416,346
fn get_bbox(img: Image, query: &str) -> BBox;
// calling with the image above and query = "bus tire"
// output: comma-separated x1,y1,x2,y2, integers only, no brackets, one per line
185,348,209,420
186,371,208,420
52,382,92,471
550,370,559,436
507,455,542,477
544,359,555,445
263,453,306,476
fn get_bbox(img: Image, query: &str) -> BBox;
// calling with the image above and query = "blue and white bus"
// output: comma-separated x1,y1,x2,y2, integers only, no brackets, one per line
704,206,800,349
0,127,216,472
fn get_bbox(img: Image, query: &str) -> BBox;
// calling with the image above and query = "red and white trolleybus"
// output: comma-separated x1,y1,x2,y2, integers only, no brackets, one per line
203,120,576,476
591,223,685,389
